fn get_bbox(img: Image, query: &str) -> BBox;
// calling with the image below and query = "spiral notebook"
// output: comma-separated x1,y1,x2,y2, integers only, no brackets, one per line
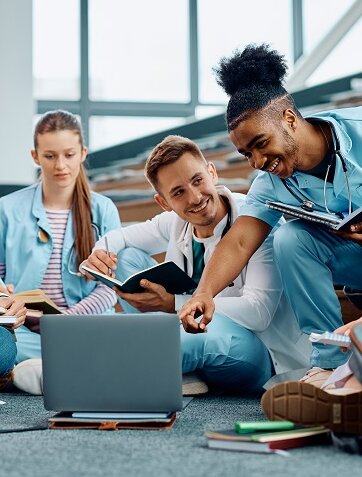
266,201,362,231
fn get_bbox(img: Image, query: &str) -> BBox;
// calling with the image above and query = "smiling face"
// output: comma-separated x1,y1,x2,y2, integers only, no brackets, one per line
154,152,226,237
229,110,302,180
31,129,87,191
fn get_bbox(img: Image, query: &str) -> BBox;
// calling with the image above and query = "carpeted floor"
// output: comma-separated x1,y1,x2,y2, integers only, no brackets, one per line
0,392,360,477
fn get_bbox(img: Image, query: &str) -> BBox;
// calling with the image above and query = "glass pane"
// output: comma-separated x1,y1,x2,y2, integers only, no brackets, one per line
303,0,362,86
89,116,185,151
89,0,189,102
198,0,292,104
303,0,355,53
194,105,225,120
33,0,80,100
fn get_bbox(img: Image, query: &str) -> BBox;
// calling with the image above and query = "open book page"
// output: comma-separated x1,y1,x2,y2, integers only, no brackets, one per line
13,289,61,314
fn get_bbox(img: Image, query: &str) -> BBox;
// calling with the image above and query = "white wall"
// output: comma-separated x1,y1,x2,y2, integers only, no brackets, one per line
0,0,35,184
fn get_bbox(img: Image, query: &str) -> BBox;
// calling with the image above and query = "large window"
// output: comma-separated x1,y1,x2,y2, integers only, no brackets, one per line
33,0,362,154
89,0,189,102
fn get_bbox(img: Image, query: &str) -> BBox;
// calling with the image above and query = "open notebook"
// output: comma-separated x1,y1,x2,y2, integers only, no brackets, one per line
82,261,197,294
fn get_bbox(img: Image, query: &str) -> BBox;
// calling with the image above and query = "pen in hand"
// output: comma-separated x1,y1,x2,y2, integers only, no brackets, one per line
104,236,113,276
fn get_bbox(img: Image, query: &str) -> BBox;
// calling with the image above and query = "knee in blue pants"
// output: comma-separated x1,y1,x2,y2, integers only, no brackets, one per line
0,327,17,375
181,313,273,392
14,326,42,364
273,220,356,368
116,248,157,313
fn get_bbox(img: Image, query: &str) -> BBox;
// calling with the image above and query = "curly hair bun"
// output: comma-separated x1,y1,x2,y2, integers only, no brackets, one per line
214,43,288,97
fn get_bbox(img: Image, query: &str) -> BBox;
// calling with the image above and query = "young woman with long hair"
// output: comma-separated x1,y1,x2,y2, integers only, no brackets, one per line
0,110,121,363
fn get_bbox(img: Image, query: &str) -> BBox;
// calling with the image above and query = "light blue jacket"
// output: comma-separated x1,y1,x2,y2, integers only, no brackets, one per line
0,183,121,307
241,106,362,227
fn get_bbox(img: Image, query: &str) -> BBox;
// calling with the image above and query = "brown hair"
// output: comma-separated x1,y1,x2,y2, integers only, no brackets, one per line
145,135,205,190
34,110,93,266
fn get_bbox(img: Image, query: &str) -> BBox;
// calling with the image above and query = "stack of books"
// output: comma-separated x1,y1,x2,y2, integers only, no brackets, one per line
206,420,330,454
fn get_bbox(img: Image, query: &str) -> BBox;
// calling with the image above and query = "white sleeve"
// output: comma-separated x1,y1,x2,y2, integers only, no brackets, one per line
93,211,173,255
214,233,283,332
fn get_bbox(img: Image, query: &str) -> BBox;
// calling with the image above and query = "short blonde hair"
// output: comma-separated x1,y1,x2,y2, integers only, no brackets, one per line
145,135,205,190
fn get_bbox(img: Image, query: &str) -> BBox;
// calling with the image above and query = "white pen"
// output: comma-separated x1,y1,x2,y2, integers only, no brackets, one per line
104,236,112,276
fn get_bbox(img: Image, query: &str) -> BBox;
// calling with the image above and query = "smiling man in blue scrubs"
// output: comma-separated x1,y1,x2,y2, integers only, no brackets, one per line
180,44,362,378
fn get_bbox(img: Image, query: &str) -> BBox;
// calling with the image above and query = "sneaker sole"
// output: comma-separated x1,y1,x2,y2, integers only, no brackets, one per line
261,381,362,434
182,384,208,396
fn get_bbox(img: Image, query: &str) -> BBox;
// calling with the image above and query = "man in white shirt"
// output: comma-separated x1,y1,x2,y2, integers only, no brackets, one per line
84,135,310,392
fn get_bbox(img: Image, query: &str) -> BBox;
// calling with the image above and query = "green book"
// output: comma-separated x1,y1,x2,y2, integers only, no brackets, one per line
234,420,295,434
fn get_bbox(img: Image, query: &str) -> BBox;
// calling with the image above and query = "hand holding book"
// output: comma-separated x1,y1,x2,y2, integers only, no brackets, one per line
117,279,176,313
0,296,27,329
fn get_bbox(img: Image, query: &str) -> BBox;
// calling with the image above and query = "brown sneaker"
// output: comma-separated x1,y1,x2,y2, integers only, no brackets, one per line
261,380,362,434
299,367,333,388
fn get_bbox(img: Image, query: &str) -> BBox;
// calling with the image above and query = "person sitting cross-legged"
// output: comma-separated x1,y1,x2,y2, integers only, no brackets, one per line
83,135,311,395
0,288,27,391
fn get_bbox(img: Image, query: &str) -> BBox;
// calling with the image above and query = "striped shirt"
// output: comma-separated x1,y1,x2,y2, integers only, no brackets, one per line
0,210,117,315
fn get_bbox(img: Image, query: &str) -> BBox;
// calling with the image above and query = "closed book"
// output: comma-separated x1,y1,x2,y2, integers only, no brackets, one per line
25,309,44,333
266,201,362,231
82,261,197,294
206,427,330,453
0,305,16,324
48,411,176,430
0,316,17,325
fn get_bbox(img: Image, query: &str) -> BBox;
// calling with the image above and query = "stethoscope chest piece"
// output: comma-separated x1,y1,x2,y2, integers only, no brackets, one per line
38,229,49,243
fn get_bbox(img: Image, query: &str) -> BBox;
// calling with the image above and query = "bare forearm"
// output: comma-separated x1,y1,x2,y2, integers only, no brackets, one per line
197,216,271,297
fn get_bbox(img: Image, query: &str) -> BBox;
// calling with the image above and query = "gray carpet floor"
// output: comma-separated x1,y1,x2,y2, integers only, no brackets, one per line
0,392,360,477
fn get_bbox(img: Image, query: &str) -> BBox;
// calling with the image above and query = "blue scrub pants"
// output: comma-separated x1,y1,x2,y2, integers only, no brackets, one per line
116,247,274,392
14,326,41,364
273,220,362,369
0,326,17,376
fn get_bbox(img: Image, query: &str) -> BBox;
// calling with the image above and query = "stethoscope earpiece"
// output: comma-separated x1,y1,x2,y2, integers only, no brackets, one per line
38,229,49,243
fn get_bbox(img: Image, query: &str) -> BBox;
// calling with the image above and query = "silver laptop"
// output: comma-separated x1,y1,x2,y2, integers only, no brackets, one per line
40,313,183,413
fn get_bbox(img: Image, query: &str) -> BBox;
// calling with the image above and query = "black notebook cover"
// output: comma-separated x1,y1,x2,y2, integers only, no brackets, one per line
82,261,197,294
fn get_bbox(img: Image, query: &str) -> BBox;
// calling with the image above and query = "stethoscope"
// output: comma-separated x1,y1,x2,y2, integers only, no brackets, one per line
37,222,101,276
183,196,233,286
281,121,353,218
